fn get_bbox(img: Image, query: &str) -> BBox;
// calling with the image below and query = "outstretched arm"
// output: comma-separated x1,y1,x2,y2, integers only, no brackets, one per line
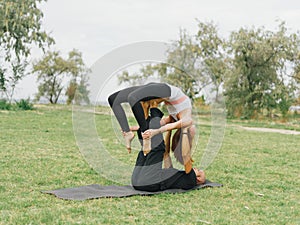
142,109,193,139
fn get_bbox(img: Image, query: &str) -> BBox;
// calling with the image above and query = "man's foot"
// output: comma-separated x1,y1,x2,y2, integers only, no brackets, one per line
143,138,151,156
124,131,135,153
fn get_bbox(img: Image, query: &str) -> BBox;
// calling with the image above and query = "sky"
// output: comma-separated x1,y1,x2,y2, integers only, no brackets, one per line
14,0,300,100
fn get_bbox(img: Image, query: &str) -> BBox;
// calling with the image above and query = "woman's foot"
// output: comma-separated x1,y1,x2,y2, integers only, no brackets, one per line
123,131,135,153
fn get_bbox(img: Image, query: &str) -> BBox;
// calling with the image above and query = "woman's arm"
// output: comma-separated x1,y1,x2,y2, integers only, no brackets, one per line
159,118,192,133
160,115,173,126
161,108,192,132
142,117,192,139
142,109,193,139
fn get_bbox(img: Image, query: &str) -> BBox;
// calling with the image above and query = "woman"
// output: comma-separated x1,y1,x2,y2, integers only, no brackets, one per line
131,106,205,191
108,82,195,173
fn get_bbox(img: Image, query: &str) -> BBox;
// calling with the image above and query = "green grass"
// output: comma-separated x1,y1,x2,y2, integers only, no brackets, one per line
0,106,299,225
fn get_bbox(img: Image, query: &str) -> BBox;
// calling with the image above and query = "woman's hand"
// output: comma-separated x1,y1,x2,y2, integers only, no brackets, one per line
142,128,161,139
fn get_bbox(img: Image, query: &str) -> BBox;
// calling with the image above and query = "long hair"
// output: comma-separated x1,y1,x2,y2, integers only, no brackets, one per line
171,128,192,165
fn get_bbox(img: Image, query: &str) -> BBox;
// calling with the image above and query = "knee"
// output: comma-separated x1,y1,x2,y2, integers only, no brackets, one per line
108,92,118,107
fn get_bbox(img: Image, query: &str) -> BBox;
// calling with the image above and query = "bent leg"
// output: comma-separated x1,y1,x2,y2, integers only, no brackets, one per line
128,83,171,132
108,86,140,132
131,108,165,191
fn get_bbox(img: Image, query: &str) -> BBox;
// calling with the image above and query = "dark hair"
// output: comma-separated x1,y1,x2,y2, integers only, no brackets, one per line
171,128,192,164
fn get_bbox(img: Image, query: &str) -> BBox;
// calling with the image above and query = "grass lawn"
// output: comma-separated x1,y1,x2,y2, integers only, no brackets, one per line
0,106,299,225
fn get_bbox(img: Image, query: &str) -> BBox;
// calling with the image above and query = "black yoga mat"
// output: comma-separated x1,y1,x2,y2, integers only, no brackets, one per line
42,180,222,200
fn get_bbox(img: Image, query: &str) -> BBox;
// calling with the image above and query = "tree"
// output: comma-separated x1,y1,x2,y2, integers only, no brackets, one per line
0,59,28,101
224,22,299,118
118,24,227,102
118,30,204,100
64,50,90,105
194,21,228,102
292,49,300,96
118,30,204,101
33,49,90,104
118,20,299,118
118,30,202,100
162,29,204,100
70,75,90,105
65,71,90,105
0,0,54,101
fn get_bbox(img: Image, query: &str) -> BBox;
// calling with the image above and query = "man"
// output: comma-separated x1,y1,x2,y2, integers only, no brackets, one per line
131,106,205,192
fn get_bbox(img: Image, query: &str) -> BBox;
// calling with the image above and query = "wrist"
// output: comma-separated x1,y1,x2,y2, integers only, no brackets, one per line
158,127,163,134
160,119,166,126
159,125,167,133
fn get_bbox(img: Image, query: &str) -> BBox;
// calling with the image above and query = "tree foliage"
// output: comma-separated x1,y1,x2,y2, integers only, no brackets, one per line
0,0,54,100
33,49,90,104
118,22,226,102
118,21,300,118
225,22,299,118
118,30,201,100
162,29,202,100
195,21,228,100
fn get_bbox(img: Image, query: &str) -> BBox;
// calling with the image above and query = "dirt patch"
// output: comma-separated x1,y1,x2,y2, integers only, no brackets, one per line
240,126,300,135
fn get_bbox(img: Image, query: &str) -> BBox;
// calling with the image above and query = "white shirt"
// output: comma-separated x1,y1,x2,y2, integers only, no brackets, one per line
165,84,192,119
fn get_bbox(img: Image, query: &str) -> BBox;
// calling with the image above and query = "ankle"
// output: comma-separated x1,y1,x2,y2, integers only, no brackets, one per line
124,131,134,136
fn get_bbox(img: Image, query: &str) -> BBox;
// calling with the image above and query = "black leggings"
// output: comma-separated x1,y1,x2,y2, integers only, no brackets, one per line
108,83,171,132
108,86,140,132
131,108,167,190
131,108,197,191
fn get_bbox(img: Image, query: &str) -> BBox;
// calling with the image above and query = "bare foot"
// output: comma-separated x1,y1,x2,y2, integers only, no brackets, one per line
123,131,135,153
142,138,151,156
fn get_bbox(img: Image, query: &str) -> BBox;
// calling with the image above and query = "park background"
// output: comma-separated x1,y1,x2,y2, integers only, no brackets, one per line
1,0,300,224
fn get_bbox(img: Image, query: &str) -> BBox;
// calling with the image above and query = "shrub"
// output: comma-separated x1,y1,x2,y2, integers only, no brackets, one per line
15,99,34,110
0,99,11,110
